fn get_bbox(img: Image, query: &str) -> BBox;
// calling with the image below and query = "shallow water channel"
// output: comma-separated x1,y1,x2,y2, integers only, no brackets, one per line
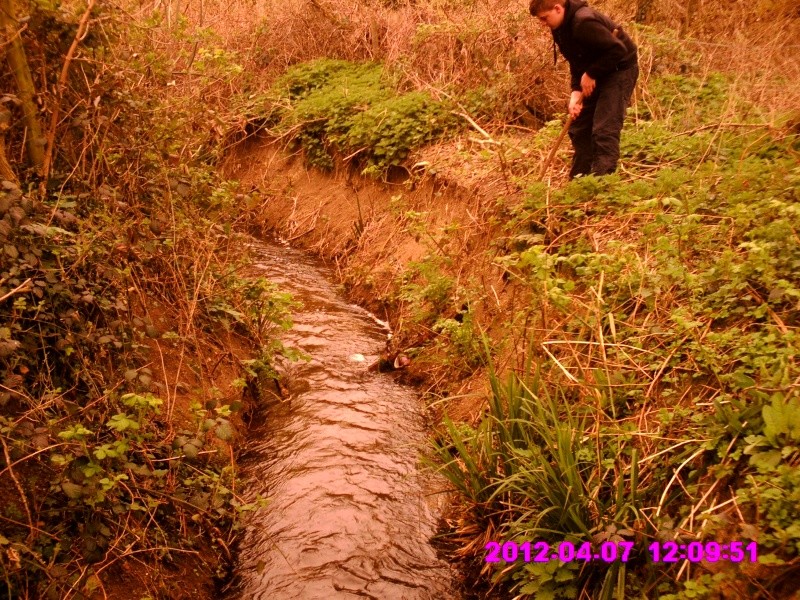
229,240,457,600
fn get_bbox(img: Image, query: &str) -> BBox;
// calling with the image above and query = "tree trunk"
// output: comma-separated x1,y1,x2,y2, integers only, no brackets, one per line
0,0,44,172
0,106,18,183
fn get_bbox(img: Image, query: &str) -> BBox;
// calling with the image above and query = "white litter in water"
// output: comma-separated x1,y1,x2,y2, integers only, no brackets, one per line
349,353,366,362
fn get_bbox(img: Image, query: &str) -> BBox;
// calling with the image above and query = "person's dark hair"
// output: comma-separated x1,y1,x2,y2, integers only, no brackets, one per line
529,0,565,16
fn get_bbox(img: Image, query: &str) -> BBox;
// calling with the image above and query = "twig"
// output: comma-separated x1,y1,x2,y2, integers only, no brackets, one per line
0,436,34,541
539,115,573,181
747,285,789,335
91,546,200,580
674,122,774,136
656,447,706,517
0,277,32,302
644,335,690,399
42,0,98,181
0,513,59,540
455,111,492,140
0,441,69,480
0,22,26,50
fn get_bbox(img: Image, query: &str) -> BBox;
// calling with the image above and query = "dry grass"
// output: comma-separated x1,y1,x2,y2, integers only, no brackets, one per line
130,0,800,133
0,4,298,595
131,0,800,421
160,2,800,597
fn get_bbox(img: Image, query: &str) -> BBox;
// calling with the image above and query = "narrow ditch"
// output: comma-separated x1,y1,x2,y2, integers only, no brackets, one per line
226,238,459,599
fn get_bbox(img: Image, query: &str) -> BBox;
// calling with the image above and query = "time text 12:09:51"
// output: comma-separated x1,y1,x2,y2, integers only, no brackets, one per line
648,541,757,563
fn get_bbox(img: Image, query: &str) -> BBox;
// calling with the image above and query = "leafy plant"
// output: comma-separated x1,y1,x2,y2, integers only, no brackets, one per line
431,351,647,599
434,72,800,598
246,59,458,172
398,254,457,324
0,3,290,596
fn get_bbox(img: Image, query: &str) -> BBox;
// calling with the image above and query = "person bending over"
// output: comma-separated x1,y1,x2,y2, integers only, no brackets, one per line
530,0,638,179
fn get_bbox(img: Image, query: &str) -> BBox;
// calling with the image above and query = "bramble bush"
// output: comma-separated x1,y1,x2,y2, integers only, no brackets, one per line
0,2,293,597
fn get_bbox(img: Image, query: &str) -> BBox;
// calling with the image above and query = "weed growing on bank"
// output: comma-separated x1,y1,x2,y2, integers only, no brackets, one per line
0,3,292,597
241,59,459,173
431,71,800,598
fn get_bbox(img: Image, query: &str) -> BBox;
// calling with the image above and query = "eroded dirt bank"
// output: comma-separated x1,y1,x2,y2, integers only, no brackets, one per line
223,136,529,421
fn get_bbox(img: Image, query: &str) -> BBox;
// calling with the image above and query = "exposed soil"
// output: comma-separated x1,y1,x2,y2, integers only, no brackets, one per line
221,137,533,598
223,135,533,423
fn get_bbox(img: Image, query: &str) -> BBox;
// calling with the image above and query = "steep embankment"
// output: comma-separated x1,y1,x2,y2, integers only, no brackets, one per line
224,136,513,418
0,5,293,598
225,60,800,599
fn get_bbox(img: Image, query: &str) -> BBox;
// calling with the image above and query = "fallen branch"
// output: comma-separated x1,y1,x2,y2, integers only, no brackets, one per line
0,277,32,302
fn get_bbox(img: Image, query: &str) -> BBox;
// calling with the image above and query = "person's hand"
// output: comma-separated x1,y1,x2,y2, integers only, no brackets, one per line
569,91,583,118
580,73,596,97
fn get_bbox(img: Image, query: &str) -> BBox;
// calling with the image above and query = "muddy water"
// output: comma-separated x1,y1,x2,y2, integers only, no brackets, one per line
229,240,457,600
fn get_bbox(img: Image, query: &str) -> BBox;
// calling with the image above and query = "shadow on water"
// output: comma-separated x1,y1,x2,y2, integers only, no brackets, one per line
226,239,458,600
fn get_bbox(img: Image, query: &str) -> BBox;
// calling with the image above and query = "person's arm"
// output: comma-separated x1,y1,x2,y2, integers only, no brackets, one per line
575,18,628,82
569,61,582,93
580,73,596,97
568,90,583,118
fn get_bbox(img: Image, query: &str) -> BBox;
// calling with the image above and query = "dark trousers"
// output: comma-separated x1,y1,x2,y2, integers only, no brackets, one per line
568,65,638,179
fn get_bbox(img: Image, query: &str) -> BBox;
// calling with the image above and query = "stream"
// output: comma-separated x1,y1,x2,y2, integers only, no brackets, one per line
228,239,458,599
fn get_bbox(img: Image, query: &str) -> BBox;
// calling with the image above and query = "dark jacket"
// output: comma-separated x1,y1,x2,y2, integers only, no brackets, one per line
552,0,637,92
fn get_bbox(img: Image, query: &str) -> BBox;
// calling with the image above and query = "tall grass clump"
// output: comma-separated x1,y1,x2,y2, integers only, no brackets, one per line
430,67,800,598
431,351,646,599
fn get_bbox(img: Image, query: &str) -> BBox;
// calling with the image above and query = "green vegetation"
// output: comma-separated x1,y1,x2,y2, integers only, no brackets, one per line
431,72,800,598
431,358,641,598
3,0,799,597
0,3,291,597
244,59,458,172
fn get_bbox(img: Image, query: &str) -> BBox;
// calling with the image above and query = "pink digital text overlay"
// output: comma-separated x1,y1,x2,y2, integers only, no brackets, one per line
484,540,758,564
